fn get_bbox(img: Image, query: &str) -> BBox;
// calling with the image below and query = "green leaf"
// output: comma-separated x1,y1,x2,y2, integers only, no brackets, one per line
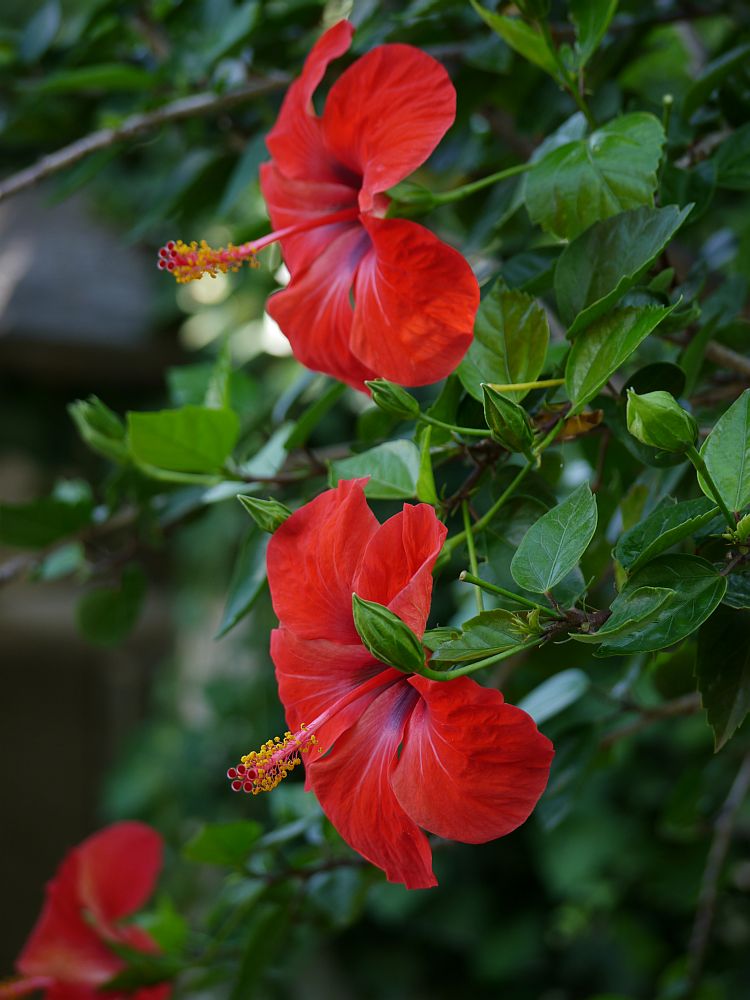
69,396,129,463
0,494,93,549
597,555,726,656
183,821,263,867
329,440,420,500
569,0,618,65
26,63,155,93
555,205,692,335
695,607,750,751
284,380,346,451
713,123,750,190
565,305,675,413
127,405,240,474
76,564,146,647
572,586,675,643
470,1,559,76
416,426,438,505
20,0,60,64
699,389,750,514
430,610,522,664
724,573,750,610
458,287,549,402
511,483,598,593
517,669,591,724
215,529,269,639
683,43,750,117
526,113,665,240
614,497,718,573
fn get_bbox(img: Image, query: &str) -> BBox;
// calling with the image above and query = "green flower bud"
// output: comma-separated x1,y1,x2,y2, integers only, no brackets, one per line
365,379,420,419
68,396,128,463
352,594,426,674
237,495,292,533
626,389,698,453
384,181,439,214
481,384,535,456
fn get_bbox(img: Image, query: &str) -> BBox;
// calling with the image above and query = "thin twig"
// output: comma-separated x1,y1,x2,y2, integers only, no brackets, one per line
704,341,750,380
599,693,702,748
687,750,750,993
0,74,289,203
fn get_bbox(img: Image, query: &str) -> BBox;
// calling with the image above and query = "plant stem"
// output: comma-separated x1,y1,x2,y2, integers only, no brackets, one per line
418,413,488,438
432,162,531,204
420,636,543,681
459,571,565,619
538,19,595,127
462,503,484,613
686,445,736,532
486,378,565,393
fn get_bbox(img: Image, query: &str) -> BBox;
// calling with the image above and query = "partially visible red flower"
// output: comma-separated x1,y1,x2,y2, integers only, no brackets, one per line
159,20,479,390
0,822,170,1000
227,480,553,889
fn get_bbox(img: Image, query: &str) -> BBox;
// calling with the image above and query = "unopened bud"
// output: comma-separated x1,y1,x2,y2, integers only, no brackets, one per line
237,495,292,533
481,384,535,456
352,594,426,675
365,379,420,419
626,389,698,453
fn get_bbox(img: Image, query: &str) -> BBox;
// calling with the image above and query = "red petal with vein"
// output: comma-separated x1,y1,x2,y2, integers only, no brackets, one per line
307,682,437,889
267,479,377,642
259,162,358,274
265,20,354,184
266,226,376,390
351,217,478,386
392,676,554,843
353,504,446,636
322,43,455,212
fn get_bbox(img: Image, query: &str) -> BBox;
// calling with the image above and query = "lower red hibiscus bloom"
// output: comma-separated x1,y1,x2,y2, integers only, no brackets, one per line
227,480,553,889
158,20,479,390
0,822,171,1000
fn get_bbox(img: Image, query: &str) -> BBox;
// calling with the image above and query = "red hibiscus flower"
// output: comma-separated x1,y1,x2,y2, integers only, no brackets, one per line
0,822,171,1000
227,480,553,889
159,20,479,390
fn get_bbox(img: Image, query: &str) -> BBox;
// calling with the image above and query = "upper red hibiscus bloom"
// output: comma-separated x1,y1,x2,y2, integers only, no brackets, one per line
159,20,479,390
227,480,553,889
0,822,171,1000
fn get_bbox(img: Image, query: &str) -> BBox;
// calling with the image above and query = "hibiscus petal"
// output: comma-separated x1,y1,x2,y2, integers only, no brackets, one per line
307,682,437,889
259,163,358,274
265,20,354,184
391,676,554,843
266,225,376,391
267,479,378,642
353,504,446,636
322,43,456,212
351,217,478,386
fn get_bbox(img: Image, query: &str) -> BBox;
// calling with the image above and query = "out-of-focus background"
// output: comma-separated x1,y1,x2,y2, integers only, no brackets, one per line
2,1,750,997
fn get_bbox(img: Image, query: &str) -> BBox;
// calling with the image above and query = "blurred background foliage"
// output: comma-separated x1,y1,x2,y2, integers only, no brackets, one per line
1,0,750,998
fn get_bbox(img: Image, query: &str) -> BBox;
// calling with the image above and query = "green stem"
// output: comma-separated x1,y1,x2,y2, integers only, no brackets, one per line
538,19,595,127
459,571,565,619
419,413,489,438
432,162,531,204
419,636,542,681
462,502,484,613
486,378,565,393
686,445,736,532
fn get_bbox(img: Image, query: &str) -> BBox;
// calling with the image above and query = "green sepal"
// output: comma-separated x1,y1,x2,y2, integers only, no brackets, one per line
481,384,535,456
625,389,698,453
237,495,292,534
365,379,420,419
352,594,426,675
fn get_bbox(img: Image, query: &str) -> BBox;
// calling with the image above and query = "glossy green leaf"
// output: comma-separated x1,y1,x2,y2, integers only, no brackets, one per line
570,0,618,65
430,610,522,664
695,607,750,751
458,287,549,402
0,494,93,549
597,555,726,656
76,564,146,647
215,529,269,639
20,0,60,64
27,63,155,93
526,113,664,240
127,405,240,474
683,43,750,117
470,1,559,76
566,305,674,412
698,389,750,512
555,205,692,334
572,586,675,643
724,573,750,610
511,483,598,593
416,426,438,505
614,496,718,573
329,440,420,500
517,669,591,724
713,123,750,190
183,821,263,867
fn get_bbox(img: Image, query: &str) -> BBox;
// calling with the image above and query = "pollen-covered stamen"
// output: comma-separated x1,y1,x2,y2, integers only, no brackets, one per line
157,239,260,284
227,726,319,796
